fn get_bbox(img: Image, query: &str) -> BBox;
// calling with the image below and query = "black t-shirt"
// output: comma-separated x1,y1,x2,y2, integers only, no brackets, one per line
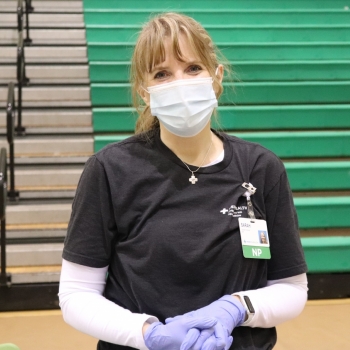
63,129,307,350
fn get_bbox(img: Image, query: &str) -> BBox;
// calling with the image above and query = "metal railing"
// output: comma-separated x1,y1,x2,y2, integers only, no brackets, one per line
0,148,10,287
6,83,19,201
17,0,33,45
0,0,30,281
16,31,29,135
16,0,33,135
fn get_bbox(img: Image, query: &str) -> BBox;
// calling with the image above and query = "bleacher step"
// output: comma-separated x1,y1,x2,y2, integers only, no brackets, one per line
83,9,350,26
295,197,350,229
301,236,350,273
0,0,82,12
82,0,349,10
0,136,93,157
6,243,63,266
86,24,350,43
286,162,350,191
7,265,61,284
235,131,350,158
18,189,76,199
6,203,71,226
0,13,84,27
0,65,89,84
0,127,93,135
7,227,67,240
216,105,350,131
0,29,85,45
0,109,92,128
0,86,91,107
14,155,90,165
300,228,350,238
13,166,82,188
0,46,87,64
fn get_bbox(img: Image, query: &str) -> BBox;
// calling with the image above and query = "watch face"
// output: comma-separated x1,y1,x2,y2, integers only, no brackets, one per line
244,296,255,314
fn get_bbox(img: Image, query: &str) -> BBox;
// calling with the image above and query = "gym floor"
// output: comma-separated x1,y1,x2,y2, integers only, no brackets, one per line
1,299,349,350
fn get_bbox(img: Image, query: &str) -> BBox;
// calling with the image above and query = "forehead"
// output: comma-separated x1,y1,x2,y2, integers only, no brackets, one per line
148,34,201,72
163,35,199,62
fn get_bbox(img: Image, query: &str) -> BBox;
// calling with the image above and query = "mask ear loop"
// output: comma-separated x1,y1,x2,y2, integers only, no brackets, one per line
212,66,220,83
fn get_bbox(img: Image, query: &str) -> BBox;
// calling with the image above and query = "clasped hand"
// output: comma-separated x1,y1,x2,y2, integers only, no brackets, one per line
144,295,246,350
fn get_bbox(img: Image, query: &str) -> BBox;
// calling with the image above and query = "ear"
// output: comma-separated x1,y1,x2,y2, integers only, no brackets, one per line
138,86,150,106
216,64,224,83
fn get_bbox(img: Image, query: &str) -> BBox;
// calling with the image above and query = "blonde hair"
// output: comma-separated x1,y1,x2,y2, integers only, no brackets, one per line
130,12,227,134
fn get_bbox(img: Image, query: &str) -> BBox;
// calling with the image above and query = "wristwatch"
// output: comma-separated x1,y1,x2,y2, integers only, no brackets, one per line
236,295,255,323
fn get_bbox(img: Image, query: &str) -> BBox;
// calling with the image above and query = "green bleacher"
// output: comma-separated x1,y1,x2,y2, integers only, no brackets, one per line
83,0,350,275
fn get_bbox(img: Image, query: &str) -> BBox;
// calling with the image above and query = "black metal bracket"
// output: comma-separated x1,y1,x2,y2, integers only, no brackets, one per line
14,126,26,136
0,273,12,288
7,190,20,202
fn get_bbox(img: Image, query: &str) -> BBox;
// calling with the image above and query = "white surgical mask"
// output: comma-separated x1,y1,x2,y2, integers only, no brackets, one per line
146,77,218,137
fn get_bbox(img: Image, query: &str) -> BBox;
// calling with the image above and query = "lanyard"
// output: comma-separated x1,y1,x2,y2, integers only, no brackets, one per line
242,182,257,221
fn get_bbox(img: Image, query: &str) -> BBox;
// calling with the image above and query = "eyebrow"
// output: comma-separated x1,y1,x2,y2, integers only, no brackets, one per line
150,60,203,74
150,65,169,74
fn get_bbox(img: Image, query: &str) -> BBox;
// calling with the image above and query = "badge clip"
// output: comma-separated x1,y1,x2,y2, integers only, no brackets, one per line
241,183,256,222
242,182,256,195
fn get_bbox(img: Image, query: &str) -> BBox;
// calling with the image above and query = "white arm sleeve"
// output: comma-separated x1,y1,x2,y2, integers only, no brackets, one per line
234,273,308,328
58,259,158,350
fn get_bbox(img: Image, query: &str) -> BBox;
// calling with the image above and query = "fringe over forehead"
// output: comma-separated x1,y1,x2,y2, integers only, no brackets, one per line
131,12,219,81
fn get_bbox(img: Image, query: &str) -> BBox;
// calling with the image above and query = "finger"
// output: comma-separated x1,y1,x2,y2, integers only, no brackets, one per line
165,312,194,324
201,335,217,350
191,328,215,350
180,328,200,350
225,336,233,350
213,323,227,350
184,316,217,329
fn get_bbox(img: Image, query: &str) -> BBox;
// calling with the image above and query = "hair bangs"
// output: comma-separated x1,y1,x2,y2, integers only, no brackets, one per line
145,16,190,73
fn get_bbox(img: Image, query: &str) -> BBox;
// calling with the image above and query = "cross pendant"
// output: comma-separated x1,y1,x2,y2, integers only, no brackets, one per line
189,174,198,184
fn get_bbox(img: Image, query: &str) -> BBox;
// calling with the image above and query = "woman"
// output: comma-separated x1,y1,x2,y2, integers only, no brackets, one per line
59,12,308,350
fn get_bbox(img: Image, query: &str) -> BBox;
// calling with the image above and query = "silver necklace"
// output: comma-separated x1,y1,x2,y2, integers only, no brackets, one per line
179,138,213,185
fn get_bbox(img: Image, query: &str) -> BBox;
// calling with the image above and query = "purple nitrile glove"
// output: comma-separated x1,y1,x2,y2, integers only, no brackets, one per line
144,315,217,350
180,321,233,350
166,295,246,350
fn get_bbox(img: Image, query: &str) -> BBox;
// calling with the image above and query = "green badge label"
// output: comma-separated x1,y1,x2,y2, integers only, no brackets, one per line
243,245,271,259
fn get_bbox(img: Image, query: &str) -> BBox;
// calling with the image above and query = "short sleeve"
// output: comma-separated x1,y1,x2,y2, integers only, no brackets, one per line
265,171,308,280
63,156,117,268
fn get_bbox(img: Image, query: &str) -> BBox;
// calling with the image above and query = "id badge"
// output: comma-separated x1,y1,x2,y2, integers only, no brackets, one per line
238,218,271,259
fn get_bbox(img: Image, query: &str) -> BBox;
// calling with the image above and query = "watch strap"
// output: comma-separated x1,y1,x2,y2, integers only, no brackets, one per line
234,294,255,324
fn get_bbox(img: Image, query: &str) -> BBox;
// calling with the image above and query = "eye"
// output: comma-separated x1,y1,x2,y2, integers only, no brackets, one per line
187,65,203,74
154,70,170,80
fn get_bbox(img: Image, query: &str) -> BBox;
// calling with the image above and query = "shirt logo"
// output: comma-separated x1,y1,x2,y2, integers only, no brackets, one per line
220,205,247,217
